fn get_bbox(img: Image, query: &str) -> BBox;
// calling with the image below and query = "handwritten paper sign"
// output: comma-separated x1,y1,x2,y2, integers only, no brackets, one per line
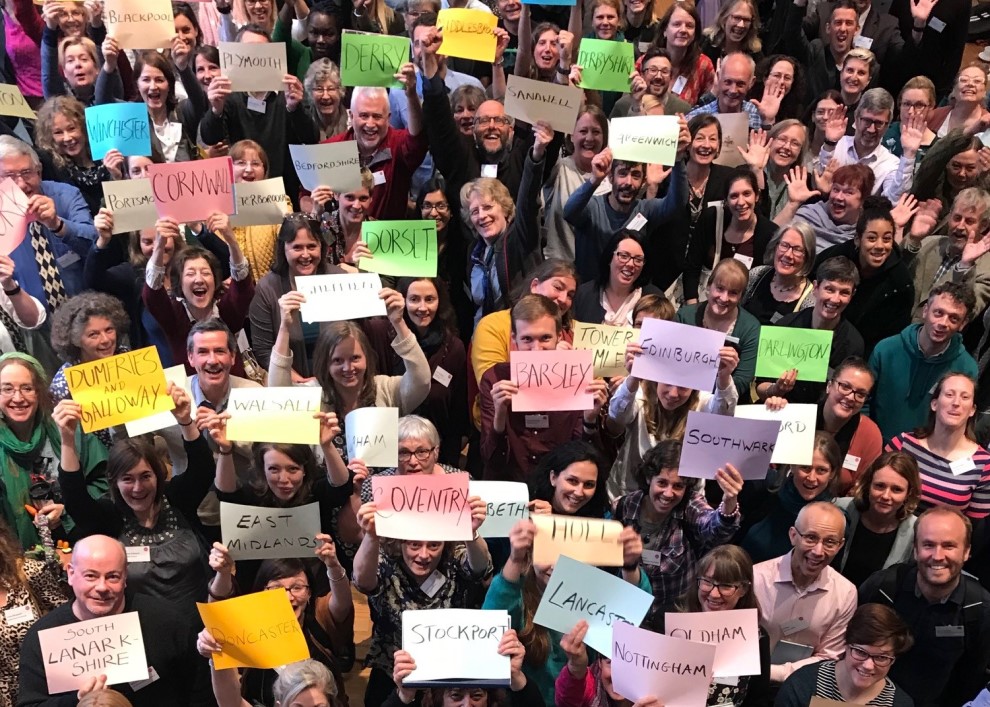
220,501,321,560
197,590,309,669
756,326,834,382
712,113,750,168
0,178,29,256
345,406,398,467
148,157,235,222
105,0,175,49
573,321,637,377
295,273,387,322
38,612,148,694
577,38,633,92
230,177,289,227
532,514,623,566
402,609,511,687
665,608,760,678
225,387,321,445
372,472,472,541
437,9,497,62
503,75,582,134
359,220,438,277
84,102,151,160
469,480,528,537
219,41,287,92
612,621,717,706
66,346,174,433
678,410,780,481
341,31,407,87
0,83,36,119
610,116,681,166
509,349,594,412
630,318,723,391
123,365,187,436
533,555,653,654
290,141,362,193
102,179,157,234
735,403,817,465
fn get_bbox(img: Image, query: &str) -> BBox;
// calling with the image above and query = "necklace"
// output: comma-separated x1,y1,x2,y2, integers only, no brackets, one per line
772,274,804,294
689,175,709,198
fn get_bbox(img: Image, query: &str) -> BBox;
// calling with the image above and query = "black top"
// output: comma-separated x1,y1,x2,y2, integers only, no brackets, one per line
570,280,664,325
840,522,898,586
743,267,810,325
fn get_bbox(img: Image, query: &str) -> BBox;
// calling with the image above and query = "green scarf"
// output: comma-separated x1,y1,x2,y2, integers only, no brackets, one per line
0,415,63,550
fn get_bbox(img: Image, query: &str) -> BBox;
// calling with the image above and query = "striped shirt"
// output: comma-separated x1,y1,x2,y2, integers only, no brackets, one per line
887,433,990,519
814,660,897,707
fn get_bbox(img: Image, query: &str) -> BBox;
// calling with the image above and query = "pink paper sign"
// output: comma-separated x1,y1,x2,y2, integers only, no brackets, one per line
0,177,30,256
148,157,235,222
630,318,723,391
509,349,594,412
372,472,473,541
611,621,717,707
665,608,761,678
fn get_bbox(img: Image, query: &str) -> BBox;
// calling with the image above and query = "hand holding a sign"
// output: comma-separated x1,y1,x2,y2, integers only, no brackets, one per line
416,26,442,79
468,495,487,533
392,650,419,703
590,147,612,185
196,626,223,658
357,501,379,537
382,287,408,328
310,186,335,206
504,518,536,581
583,378,609,424
619,525,644,582
208,76,232,116
101,35,120,74
494,26,511,65
207,541,235,599
277,290,307,329
490,378,518,431
76,674,108,699
532,121,553,162
560,620,590,678
284,75,304,112
0,255,17,291
347,458,370,497
316,411,342,449
499,629,528,691
765,367,797,398
26,194,58,231
717,346,740,389
103,149,123,180
168,381,193,425
715,463,744,515
52,398,82,441
395,62,417,95
94,209,113,247
171,34,192,71
676,114,691,158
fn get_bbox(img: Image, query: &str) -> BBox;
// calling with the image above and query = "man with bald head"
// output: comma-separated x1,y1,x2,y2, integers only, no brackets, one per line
752,502,857,684
17,535,209,706
687,52,775,130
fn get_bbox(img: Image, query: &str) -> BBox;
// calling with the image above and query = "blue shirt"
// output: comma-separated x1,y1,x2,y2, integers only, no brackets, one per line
687,98,763,130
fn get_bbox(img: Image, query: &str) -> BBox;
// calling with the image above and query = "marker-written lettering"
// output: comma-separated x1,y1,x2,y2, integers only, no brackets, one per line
613,641,709,676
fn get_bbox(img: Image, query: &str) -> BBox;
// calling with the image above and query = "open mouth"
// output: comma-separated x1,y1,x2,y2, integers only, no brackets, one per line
695,146,715,159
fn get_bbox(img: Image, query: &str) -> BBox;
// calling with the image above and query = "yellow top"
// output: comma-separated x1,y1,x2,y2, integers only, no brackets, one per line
234,224,279,280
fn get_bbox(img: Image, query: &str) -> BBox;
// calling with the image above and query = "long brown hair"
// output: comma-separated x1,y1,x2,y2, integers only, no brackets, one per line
850,451,921,520
640,381,699,440
0,519,27,590
519,568,551,665
652,1,702,74
677,544,761,618
914,372,978,442
35,96,92,170
312,322,378,415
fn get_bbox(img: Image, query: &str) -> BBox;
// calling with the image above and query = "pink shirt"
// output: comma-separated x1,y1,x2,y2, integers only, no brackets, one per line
4,0,43,99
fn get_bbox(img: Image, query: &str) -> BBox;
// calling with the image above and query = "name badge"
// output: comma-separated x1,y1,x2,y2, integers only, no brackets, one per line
129,666,161,691
432,366,453,388
626,213,648,232
637,41,651,54
4,605,35,625
770,311,784,324
372,170,387,186
246,96,267,113
125,545,151,563
524,414,550,429
671,75,688,94
780,617,809,636
481,164,498,178
935,624,965,638
733,253,754,268
717,675,740,686
640,549,662,566
853,35,874,49
949,457,976,476
929,16,946,32
56,251,80,268
420,569,447,598
842,453,861,471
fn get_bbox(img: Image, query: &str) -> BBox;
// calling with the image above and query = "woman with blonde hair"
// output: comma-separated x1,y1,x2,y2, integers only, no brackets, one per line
881,76,937,160
44,35,99,104
216,0,276,40
927,64,990,137
350,0,403,35
738,118,808,220
700,0,762,64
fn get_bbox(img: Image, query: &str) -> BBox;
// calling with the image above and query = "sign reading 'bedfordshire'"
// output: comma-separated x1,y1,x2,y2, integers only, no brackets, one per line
358,220,438,277
289,141,362,193
609,116,681,166
340,31,407,87
755,326,834,382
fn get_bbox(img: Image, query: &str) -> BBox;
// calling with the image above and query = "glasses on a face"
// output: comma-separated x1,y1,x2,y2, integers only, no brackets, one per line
848,645,895,667
266,583,310,596
234,160,264,170
422,202,449,214
727,13,752,24
858,116,890,130
312,85,341,95
615,251,645,266
1,168,36,182
900,100,930,111
642,66,672,78
777,242,805,255
831,378,869,402
0,384,36,398
474,116,511,127
793,527,843,550
398,447,436,462
769,71,793,83
697,577,745,596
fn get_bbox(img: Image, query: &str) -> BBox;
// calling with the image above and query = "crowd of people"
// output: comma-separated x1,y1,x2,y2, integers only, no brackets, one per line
2,0,990,704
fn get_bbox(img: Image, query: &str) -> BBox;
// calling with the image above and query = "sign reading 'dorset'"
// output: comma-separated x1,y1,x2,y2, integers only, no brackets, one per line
401,609,511,687
359,220,438,278
372,472,473,541
678,410,780,481
630,318,723,391
220,501,321,560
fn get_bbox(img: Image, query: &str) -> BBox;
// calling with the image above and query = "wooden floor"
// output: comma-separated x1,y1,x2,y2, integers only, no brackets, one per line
342,586,373,704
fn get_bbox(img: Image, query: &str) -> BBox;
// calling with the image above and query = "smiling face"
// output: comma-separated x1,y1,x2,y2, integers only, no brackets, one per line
955,66,987,104
234,146,265,183
187,330,234,389
59,3,86,36
947,150,981,191
770,125,805,169
914,512,970,594
641,55,673,97
611,238,645,290
137,64,169,113
572,112,605,165
856,218,894,271
717,56,754,113
932,374,976,431
51,112,84,160
841,58,871,101
828,181,865,225
195,54,221,89
947,203,986,251
788,505,845,579
649,467,688,517
174,14,199,50
468,193,508,240
534,28,560,71
79,316,117,362
453,100,478,136
723,0,754,43
690,124,720,165
531,274,577,315
792,450,834,501
420,190,450,231
813,278,854,324
696,561,746,612
827,8,858,55
243,0,273,25
768,59,795,95
0,363,37,427
329,336,367,390
289,687,331,707
726,175,757,222
706,273,743,318
308,12,340,60
116,460,157,516
922,293,968,348
285,228,321,277
775,228,808,277
843,641,896,692
497,0,521,20
825,367,872,421
402,540,445,580
263,448,306,501
339,188,371,228
657,382,692,410
593,2,620,39
312,77,342,120
180,256,215,310
64,45,98,90
868,466,909,520
611,163,645,206
405,279,439,330
855,109,890,154
512,315,559,351
550,460,599,514
665,7,696,49
814,96,841,133
265,571,310,621
67,542,127,620
899,87,933,124
473,101,513,158
351,93,390,154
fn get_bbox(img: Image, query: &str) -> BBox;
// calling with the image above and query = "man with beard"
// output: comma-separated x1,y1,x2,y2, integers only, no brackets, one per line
903,188,990,319
610,49,691,118
782,0,861,103
867,282,977,441
775,163,874,253
563,126,690,282
687,52,774,130
859,508,990,707
753,502,857,684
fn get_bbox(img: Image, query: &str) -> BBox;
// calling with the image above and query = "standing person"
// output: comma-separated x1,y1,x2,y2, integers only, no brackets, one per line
647,1,715,106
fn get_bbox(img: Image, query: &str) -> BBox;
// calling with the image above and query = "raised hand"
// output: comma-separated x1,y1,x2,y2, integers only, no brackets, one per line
277,290,307,327
207,76,232,116
890,193,919,230
751,76,785,124
532,121,553,161
52,399,82,439
591,147,612,183
961,228,990,266
94,208,114,247
784,165,821,205
737,128,770,171
823,105,848,144
900,110,927,157
560,620,590,676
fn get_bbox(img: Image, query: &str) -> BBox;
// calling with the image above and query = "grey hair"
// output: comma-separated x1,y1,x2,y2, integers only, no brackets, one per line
272,660,336,705
953,187,990,230
0,135,41,172
398,414,440,447
763,220,816,277
350,86,390,114
856,87,894,120
304,58,341,95
767,119,808,168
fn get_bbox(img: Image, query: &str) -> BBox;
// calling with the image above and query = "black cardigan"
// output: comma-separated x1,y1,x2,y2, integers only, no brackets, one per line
683,209,777,301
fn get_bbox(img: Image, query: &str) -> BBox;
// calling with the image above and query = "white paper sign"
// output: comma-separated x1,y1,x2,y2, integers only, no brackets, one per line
402,609,511,686
220,501,321,560
345,407,399,467
734,403,817,465
712,112,750,168
295,273,387,322
469,480,529,537
38,612,149,694
630,318,723,391
612,621,717,706
665,608,761,678
124,365,189,436
290,141,363,193
504,75,583,134
103,179,158,234
678,410,780,480
229,177,290,227
609,115,681,165
533,555,654,655
219,42,288,92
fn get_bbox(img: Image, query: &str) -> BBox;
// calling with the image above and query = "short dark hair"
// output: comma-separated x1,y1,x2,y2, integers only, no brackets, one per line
856,195,895,236
724,167,759,201
106,438,169,512
597,230,651,289
170,247,224,305
527,440,609,518
411,10,438,29
273,214,329,278
815,255,860,289
236,23,271,41
171,2,202,46
927,281,977,319
186,318,236,354
845,603,914,655
829,0,859,19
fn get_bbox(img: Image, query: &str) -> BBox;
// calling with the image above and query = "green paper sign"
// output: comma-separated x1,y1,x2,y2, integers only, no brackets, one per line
341,31,408,88
755,326,834,382
577,38,633,93
359,220,438,277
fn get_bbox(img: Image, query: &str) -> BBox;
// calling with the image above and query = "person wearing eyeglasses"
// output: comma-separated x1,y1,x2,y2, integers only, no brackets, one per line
571,231,662,326
610,48,691,119
880,77,937,162
752,501,856,685
775,603,915,707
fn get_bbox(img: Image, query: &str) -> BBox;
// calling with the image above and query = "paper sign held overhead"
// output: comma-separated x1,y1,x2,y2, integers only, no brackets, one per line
0,178,29,256
0,84,36,119
437,9,497,62
576,39,633,92
572,321,637,377
665,608,761,678
533,555,653,654
630,318,723,391
102,179,157,234
290,142,363,193
219,42,287,92
148,157,235,223
532,514,623,566
345,407,399,467
509,349,595,412
610,116,681,166
65,346,174,432
358,220,438,278
197,590,309,669
220,501,321,560
340,31,407,87
402,609,511,687
85,102,151,160
230,177,290,228
124,365,188,436
295,273,387,322
225,387,322,445
734,403,817,465
755,326,834,382
38,612,149,694
678,410,780,481
469,480,529,538
372,472,473,541
105,0,175,49
504,75,582,133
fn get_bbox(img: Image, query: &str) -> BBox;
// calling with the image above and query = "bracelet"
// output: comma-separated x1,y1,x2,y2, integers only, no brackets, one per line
823,138,837,147
328,568,347,582
178,418,194,427
718,499,741,519
3,284,20,297
207,582,235,601
913,23,925,30
556,64,569,75
218,447,234,456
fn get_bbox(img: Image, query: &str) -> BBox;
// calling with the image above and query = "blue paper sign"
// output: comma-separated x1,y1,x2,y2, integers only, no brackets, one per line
85,103,151,160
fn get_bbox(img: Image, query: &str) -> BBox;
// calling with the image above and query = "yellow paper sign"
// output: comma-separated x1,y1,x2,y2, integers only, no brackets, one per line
437,9,497,62
197,590,310,669
225,387,322,445
65,347,174,433
532,514,624,566
0,84,35,120
572,321,637,378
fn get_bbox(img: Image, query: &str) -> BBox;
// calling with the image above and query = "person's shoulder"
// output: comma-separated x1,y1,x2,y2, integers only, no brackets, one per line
482,362,510,384
27,600,75,634
230,375,263,390
41,179,84,200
